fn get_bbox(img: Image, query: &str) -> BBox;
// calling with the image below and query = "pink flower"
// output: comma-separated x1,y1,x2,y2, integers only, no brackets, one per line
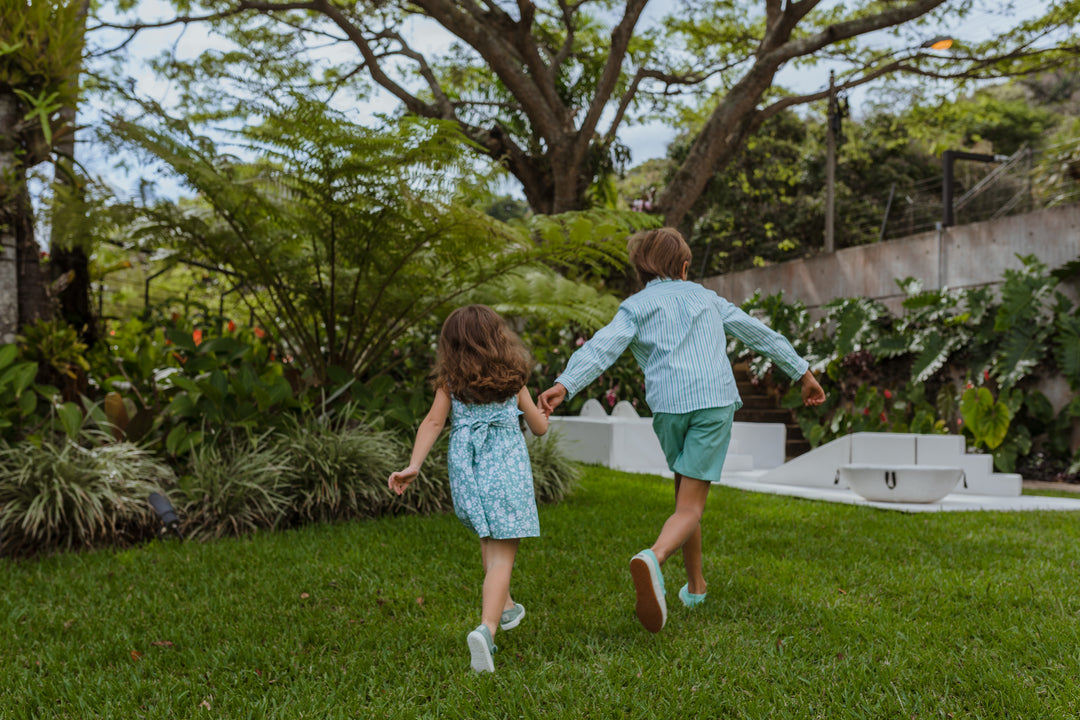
883,389,892,400
575,337,585,347
605,388,617,407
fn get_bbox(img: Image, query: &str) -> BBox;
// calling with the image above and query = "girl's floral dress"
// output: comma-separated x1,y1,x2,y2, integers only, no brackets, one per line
447,395,540,540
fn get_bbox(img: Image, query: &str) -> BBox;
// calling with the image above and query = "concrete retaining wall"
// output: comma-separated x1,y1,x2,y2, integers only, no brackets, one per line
702,204,1080,315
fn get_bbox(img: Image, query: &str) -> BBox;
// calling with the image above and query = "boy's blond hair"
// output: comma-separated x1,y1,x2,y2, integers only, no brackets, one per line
627,228,692,284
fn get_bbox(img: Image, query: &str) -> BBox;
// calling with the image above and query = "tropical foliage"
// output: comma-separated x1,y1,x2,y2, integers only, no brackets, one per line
735,256,1080,475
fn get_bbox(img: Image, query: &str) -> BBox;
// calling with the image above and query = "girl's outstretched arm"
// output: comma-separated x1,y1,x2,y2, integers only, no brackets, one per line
388,387,451,495
517,386,549,436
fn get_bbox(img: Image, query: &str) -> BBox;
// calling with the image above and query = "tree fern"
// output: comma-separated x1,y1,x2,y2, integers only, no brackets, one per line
1053,308,1080,390
109,100,639,382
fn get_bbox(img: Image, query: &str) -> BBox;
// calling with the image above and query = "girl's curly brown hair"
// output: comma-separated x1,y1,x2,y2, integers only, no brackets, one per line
434,304,532,404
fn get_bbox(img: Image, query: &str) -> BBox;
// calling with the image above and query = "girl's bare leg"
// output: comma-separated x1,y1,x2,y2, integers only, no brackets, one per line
481,539,518,614
479,537,520,636
650,475,710,585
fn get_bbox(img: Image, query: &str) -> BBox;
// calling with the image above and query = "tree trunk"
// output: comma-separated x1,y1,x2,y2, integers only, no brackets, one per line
0,92,20,344
50,103,98,345
1,92,50,340
14,183,50,330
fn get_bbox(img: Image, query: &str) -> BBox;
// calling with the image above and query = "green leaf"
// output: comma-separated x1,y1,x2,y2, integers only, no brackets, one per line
911,332,956,384
960,387,1011,450
1054,312,1080,390
18,390,36,416
166,425,188,455
0,344,17,371
57,402,83,440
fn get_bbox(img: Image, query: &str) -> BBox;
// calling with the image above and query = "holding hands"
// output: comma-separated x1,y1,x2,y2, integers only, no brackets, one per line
537,383,566,417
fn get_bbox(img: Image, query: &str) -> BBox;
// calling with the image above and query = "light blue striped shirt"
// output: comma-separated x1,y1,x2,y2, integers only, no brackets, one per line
555,279,809,414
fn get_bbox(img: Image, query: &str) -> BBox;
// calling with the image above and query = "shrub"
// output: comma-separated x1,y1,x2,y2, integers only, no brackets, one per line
0,438,173,556
277,406,407,523
528,430,581,504
175,432,293,541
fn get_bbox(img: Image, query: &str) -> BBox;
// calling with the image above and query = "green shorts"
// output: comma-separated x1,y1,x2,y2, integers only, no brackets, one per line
651,405,737,483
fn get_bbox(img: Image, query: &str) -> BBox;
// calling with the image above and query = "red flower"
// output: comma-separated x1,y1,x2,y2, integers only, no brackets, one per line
192,329,203,346
253,327,266,339
883,389,892,400
171,313,180,322
863,408,870,416
965,382,973,390
880,412,888,423
227,320,236,333
983,369,990,382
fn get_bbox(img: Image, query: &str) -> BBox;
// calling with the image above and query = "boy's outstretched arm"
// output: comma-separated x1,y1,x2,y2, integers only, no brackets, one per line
800,370,826,406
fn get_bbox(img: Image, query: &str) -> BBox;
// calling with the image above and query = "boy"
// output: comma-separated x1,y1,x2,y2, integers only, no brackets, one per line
538,227,825,633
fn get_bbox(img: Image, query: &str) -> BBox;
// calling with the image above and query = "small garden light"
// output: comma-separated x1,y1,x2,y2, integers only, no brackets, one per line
148,492,184,540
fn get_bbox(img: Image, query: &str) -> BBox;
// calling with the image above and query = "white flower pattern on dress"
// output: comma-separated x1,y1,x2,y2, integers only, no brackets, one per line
448,395,540,540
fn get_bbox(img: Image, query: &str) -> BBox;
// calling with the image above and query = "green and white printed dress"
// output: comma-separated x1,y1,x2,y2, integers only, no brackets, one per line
447,395,540,540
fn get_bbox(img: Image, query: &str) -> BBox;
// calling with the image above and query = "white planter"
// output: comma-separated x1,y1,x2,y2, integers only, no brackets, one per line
838,464,964,503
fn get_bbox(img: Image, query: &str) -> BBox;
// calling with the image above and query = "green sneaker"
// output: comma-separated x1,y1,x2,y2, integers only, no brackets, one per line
679,583,707,608
466,625,497,673
629,549,667,633
500,603,525,631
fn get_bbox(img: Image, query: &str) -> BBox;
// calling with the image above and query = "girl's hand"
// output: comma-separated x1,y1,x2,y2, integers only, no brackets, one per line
388,466,419,495
800,371,826,406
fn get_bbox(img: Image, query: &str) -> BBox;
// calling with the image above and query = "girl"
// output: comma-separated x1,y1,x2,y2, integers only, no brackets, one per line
388,304,549,673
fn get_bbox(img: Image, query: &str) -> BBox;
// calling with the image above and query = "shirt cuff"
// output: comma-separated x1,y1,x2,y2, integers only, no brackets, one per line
554,374,582,401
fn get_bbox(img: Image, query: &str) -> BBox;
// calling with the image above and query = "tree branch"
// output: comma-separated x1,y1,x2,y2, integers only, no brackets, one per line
411,0,565,141
767,0,950,65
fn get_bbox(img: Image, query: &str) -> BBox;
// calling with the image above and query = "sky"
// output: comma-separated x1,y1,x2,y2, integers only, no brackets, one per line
73,0,1056,204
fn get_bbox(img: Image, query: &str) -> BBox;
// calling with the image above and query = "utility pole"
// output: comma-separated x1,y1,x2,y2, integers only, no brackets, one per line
824,71,837,253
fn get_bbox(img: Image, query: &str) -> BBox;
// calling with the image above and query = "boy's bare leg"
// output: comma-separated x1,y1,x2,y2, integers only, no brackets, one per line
650,474,710,572
480,537,520,636
673,474,707,595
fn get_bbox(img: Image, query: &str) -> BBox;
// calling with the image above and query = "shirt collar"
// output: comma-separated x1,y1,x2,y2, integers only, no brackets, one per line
645,277,679,288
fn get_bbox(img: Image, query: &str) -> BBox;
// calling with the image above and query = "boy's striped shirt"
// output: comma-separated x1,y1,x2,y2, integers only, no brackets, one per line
555,279,809,414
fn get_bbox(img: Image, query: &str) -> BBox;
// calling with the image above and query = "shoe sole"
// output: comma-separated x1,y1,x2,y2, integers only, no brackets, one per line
500,606,524,631
467,630,495,673
629,555,666,633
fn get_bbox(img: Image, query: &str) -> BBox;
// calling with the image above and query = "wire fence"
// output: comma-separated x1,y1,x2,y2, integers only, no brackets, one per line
871,138,1080,242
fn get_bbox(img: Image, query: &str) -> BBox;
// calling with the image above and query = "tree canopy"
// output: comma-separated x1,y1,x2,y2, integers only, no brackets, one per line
95,0,1080,229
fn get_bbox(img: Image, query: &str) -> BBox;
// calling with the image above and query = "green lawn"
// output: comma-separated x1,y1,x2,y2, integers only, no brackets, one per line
4,466,1080,718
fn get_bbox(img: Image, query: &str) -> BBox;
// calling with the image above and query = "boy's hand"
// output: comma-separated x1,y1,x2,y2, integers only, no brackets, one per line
388,466,419,495
538,383,567,416
800,371,826,406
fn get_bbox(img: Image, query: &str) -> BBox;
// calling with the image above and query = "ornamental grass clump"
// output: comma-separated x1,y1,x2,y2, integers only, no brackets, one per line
176,432,293,541
0,439,174,556
278,407,411,523
527,430,581,504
